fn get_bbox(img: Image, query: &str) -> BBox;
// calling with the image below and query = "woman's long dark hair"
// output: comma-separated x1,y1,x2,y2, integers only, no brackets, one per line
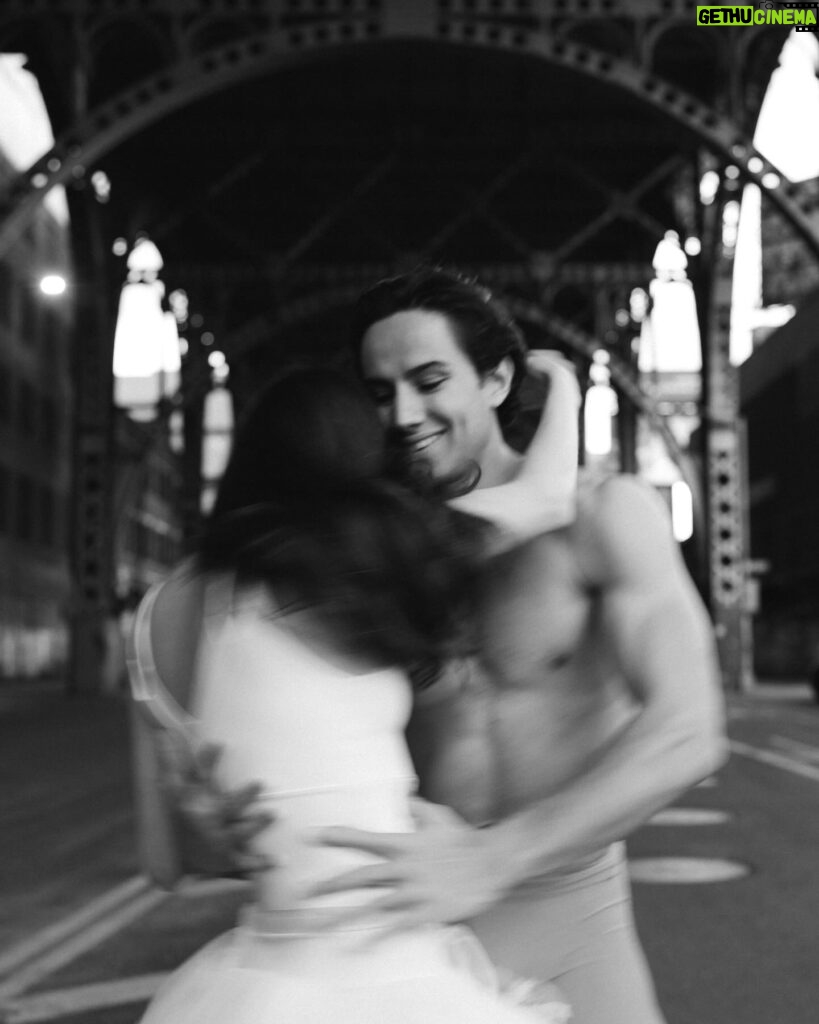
197,367,484,676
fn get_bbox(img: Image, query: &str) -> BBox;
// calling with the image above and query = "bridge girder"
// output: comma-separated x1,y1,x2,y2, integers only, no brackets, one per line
0,2,816,259
1,0,815,691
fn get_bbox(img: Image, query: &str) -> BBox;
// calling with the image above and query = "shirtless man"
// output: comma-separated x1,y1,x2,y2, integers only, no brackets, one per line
299,268,727,1023
150,268,725,1024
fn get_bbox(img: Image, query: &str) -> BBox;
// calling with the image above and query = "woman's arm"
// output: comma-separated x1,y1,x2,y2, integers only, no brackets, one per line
449,351,580,541
127,567,271,886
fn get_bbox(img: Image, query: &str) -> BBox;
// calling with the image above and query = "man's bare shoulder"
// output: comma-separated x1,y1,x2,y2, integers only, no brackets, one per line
571,471,679,585
575,470,668,522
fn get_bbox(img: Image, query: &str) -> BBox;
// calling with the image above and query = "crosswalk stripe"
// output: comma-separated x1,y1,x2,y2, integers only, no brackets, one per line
769,735,819,764
0,876,149,979
729,739,819,783
2,973,168,1023
0,889,166,1002
0,874,249,1005
647,807,730,826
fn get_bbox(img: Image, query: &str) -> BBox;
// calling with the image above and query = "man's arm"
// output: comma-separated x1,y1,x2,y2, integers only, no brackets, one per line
308,475,726,926
490,474,726,883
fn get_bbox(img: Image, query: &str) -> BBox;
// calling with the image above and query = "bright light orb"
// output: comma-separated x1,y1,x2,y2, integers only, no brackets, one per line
671,481,694,543
614,308,630,328
699,170,720,205
91,169,111,203
39,274,66,296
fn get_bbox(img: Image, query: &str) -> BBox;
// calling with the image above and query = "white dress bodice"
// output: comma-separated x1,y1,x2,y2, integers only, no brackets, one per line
131,576,571,1024
176,579,418,912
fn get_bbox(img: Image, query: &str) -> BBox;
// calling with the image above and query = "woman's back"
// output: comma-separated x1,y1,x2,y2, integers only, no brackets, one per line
135,572,569,1024
191,576,418,911
130,364,574,1024
136,569,418,912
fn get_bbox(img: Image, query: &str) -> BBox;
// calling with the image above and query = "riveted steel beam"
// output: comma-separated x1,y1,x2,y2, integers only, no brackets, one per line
211,282,696,492
165,260,654,289
700,192,754,691
550,155,684,266
1,5,817,261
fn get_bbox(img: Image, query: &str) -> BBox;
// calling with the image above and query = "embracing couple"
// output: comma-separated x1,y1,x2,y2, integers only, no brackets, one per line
129,266,726,1024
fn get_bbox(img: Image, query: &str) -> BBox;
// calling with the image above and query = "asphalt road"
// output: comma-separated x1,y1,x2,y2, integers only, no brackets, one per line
631,688,819,1024
1,683,817,1024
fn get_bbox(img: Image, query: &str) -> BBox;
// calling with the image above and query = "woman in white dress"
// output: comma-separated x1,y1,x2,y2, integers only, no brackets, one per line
129,361,578,1024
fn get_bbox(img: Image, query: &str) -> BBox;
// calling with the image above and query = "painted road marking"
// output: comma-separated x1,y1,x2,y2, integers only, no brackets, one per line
2,973,168,1023
0,873,250,1008
769,735,819,764
629,857,750,884
647,807,731,826
0,887,166,1002
0,876,150,980
177,876,250,899
0,872,249,1007
0,875,246,987
729,739,819,784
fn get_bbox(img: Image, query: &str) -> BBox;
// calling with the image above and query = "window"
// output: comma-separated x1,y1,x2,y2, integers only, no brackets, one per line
14,473,35,543
16,381,36,438
0,263,11,328
41,309,60,364
37,484,55,547
0,465,8,534
40,395,57,450
0,368,10,425
19,289,37,344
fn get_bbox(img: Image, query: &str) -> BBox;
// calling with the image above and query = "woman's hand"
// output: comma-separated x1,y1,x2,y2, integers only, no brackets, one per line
525,350,581,411
158,733,274,878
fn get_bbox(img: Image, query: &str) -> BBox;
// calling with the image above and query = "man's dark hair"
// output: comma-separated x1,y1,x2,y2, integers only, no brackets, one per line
349,266,528,431
197,366,482,675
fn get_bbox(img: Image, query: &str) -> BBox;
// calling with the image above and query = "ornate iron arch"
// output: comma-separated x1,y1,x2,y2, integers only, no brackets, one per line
211,282,696,486
1,5,817,259
115,279,700,554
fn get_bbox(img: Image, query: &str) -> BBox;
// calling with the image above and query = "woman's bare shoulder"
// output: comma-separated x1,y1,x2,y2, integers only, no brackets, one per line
149,559,207,707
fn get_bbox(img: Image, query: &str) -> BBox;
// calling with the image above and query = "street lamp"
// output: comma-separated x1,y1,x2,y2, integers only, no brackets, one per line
39,273,67,296
112,236,181,421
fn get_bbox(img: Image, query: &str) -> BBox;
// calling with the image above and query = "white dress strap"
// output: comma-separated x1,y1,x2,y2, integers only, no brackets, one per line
201,572,238,627
126,582,200,742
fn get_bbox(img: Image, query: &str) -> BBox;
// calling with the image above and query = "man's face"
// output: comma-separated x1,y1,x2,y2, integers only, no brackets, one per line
359,309,503,481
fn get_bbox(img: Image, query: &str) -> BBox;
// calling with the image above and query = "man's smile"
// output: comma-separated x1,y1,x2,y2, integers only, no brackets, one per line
399,431,446,454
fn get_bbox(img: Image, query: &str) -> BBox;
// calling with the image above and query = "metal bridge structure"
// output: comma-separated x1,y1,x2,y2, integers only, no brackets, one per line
1,0,817,690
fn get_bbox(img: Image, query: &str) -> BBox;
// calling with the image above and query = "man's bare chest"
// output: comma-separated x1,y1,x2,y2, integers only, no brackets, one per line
476,536,594,687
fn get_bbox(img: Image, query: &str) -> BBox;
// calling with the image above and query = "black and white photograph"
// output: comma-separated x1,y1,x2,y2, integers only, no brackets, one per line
0,3,818,1022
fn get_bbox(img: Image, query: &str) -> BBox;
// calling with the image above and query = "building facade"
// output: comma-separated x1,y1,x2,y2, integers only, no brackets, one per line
0,147,186,686
740,287,819,681
0,150,73,680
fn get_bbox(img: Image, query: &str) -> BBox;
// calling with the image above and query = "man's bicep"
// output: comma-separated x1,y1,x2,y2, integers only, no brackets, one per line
604,574,719,707
590,477,719,705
